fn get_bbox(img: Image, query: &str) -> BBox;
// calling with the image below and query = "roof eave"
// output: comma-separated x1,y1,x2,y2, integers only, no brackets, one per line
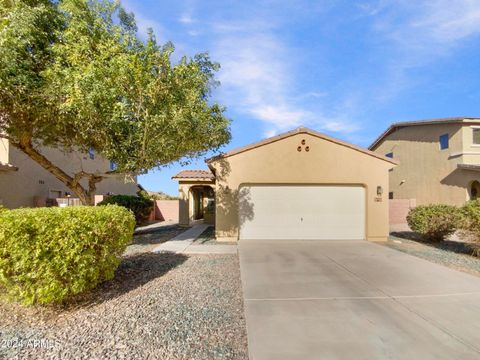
207,127,397,166
369,117,480,150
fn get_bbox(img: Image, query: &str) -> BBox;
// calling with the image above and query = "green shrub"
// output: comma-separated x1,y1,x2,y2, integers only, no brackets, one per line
98,195,153,225
459,200,480,256
406,204,460,242
0,205,135,305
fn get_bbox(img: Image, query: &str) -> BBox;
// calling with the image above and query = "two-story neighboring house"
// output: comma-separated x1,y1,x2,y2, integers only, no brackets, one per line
0,138,138,208
369,117,480,207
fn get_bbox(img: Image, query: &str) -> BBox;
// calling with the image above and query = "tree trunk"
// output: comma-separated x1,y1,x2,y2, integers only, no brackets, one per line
12,139,100,205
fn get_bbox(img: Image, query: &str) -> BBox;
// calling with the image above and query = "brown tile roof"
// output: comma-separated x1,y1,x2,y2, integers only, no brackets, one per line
206,126,398,165
172,169,215,180
369,117,480,150
0,162,18,171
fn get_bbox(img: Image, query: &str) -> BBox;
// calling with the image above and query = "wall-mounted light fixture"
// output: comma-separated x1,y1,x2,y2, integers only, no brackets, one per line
377,186,383,196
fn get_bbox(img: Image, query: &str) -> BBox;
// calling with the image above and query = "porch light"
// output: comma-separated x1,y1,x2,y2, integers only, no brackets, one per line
377,186,383,196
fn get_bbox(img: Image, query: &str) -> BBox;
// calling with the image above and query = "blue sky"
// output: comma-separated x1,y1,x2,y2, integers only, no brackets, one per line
126,0,480,195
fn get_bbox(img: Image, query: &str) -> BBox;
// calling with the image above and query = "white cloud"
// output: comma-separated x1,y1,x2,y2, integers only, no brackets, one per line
122,2,367,138
179,13,194,24
187,30,200,37
408,0,480,44
251,106,307,128
373,0,480,60
121,1,167,42
362,0,480,101
213,28,312,132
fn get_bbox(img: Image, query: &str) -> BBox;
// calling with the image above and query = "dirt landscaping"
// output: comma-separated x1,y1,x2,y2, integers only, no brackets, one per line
383,232,480,277
0,230,248,359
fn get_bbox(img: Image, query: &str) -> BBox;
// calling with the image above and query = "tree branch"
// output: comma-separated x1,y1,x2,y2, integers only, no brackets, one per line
12,138,95,205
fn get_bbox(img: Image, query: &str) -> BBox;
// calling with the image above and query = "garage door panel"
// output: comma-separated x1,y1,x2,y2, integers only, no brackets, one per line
239,185,365,240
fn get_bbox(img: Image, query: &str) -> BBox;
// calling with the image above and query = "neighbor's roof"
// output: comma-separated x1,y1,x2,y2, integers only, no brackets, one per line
369,117,480,150
206,127,398,165
172,169,215,180
0,162,17,172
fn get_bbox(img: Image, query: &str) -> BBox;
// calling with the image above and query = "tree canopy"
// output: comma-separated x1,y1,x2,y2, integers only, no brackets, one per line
0,0,230,204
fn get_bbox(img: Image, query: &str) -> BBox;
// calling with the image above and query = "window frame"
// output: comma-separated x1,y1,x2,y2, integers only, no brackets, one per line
439,133,449,150
472,127,480,146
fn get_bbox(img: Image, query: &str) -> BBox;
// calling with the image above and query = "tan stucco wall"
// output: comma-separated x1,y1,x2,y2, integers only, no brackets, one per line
373,124,480,206
209,133,393,242
461,125,480,164
0,142,138,208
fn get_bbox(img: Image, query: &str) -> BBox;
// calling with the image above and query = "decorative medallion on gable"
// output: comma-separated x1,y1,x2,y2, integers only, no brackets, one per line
297,138,310,152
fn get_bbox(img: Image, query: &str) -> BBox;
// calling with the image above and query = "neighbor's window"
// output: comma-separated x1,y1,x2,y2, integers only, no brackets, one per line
473,128,480,145
439,133,449,150
110,161,117,171
385,152,393,158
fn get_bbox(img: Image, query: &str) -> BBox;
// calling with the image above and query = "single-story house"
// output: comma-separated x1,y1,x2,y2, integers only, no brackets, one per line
173,127,397,242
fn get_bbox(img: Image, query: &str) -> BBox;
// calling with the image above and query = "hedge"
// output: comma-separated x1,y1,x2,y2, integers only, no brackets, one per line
406,204,461,242
98,195,153,225
0,205,135,305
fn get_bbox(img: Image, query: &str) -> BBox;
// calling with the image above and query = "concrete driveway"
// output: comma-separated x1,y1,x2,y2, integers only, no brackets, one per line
239,240,480,360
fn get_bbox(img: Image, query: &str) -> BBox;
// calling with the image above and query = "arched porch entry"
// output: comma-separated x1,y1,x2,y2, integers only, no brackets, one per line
469,180,480,200
172,170,216,226
189,185,215,223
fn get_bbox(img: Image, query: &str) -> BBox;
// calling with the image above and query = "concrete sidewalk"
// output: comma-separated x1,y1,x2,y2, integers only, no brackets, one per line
153,224,237,254
153,224,209,253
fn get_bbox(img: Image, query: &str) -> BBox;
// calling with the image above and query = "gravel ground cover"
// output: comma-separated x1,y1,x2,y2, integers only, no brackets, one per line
124,223,189,256
0,253,248,359
383,232,480,277
194,227,237,245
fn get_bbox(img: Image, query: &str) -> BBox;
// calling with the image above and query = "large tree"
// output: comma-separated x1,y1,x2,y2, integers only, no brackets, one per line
0,0,230,204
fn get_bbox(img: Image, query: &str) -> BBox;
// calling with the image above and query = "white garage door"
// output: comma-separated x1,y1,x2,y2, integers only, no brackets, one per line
239,185,365,240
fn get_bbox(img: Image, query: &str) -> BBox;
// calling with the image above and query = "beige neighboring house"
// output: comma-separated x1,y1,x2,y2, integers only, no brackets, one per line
0,138,138,208
369,117,480,207
173,127,396,242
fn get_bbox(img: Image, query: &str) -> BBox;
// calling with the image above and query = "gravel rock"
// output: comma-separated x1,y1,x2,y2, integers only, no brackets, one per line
0,254,248,359
383,235,480,277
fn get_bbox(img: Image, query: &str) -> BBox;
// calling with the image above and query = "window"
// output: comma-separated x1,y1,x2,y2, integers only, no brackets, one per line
88,148,95,160
110,161,117,171
385,152,393,158
473,128,480,145
439,133,449,150
389,192,394,200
